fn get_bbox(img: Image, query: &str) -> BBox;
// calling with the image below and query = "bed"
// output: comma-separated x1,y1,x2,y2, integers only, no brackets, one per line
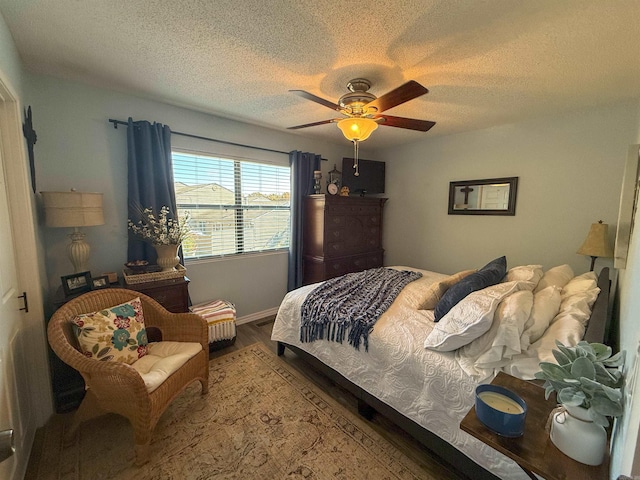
271,263,611,480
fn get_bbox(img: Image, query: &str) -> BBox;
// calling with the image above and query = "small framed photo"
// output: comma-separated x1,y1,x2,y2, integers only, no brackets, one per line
61,271,92,297
91,275,110,290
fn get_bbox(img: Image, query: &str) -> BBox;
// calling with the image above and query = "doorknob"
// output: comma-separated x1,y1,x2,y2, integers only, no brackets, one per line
0,429,14,463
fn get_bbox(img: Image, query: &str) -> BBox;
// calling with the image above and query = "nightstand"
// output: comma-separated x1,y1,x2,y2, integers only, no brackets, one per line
460,372,609,480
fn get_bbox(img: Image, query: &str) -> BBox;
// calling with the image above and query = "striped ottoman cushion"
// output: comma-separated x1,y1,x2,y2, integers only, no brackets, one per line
191,300,236,343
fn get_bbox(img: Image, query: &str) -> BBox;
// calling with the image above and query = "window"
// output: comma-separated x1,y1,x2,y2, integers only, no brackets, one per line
172,151,290,259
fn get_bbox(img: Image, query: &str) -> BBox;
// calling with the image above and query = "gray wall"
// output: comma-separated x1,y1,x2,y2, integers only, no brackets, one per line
26,74,359,318
0,10,22,98
378,102,638,275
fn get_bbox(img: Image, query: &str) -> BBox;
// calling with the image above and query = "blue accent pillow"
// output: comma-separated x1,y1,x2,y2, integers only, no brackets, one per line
434,256,507,322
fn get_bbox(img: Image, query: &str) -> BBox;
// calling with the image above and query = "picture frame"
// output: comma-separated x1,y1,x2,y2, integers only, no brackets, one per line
448,177,518,216
91,275,110,290
61,271,92,297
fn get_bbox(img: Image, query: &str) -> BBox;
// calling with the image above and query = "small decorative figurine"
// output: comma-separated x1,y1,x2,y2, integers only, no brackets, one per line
340,186,350,196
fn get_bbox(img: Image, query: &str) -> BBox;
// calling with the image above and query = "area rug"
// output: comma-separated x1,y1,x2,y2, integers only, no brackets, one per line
30,343,434,479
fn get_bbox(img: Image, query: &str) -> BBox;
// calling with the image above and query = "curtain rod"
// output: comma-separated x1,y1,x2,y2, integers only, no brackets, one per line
108,118,327,160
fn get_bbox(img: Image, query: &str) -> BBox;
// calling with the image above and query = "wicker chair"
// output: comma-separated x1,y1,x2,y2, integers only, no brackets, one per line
47,288,209,465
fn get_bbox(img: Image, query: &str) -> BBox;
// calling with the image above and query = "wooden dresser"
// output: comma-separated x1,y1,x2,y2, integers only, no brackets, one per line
303,194,387,285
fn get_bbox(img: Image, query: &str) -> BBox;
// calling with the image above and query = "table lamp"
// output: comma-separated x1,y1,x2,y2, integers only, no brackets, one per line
577,220,613,271
41,190,105,273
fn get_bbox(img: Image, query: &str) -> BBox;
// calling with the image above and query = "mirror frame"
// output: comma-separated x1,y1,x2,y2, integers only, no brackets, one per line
448,177,519,216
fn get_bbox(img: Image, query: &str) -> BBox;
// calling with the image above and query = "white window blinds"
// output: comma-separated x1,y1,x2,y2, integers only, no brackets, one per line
172,151,290,259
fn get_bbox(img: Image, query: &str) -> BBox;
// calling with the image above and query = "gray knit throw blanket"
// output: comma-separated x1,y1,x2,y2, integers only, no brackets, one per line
300,268,422,351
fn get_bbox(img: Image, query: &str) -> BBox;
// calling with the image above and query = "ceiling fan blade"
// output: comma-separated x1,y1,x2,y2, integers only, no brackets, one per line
287,119,339,130
374,115,436,132
289,90,342,111
366,81,429,113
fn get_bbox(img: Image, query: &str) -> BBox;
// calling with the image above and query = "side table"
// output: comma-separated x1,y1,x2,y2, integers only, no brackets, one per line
460,371,609,480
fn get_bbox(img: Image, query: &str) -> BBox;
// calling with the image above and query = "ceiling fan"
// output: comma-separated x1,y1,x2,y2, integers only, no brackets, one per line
288,78,435,176
287,78,436,136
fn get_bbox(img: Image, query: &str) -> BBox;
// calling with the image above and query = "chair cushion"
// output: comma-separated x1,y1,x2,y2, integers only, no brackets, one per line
131,341,203,393
72,297,148,364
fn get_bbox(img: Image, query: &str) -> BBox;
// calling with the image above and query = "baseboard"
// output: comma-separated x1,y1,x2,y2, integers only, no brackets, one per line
236,307,279,326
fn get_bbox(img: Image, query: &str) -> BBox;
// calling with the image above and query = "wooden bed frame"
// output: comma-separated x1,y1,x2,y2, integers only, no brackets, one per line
277,268,612,480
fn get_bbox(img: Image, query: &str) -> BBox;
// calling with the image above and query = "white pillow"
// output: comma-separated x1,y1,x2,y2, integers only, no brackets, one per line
502,315,585,380
521,286,562,348
561,271,598,298
553,272,600,326
553,287,600,326
424,281,525,352
475,290,533,366
504,265,543,290
534,264,574,293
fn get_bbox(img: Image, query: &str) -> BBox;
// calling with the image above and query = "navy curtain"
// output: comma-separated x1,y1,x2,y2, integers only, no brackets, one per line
126,118,178,263
288,151,321,291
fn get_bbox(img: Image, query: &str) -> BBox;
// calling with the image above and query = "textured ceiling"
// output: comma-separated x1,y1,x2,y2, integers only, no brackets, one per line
1,0,640,148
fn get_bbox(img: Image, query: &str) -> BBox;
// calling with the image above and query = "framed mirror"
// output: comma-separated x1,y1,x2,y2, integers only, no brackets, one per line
448,177,518,216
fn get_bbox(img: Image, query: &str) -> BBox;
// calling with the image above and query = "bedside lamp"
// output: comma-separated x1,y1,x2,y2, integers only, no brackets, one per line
577,220,613,271
41,190,105,273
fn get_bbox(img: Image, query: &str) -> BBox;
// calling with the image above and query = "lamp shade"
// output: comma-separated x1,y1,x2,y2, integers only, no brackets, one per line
577,221,613,258
337,118,378,142
42,191,105,228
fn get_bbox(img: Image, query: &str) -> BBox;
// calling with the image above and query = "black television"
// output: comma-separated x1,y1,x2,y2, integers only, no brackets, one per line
341,157,385,195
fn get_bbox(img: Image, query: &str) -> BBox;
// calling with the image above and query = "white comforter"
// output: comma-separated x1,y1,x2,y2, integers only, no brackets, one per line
271,267,530,480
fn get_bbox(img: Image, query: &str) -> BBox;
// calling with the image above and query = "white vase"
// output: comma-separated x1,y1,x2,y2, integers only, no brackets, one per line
550,404,607,466
154,244,180,271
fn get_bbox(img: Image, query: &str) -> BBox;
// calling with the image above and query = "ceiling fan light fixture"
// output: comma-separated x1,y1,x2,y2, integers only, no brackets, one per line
337,117,378,142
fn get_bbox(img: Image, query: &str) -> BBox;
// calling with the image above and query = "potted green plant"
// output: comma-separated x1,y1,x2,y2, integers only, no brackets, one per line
535,340,624,465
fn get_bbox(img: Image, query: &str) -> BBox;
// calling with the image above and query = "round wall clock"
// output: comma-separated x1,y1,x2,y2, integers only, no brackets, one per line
327,183,339,195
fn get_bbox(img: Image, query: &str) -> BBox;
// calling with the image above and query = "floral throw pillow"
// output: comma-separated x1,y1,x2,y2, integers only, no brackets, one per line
72,297,148,364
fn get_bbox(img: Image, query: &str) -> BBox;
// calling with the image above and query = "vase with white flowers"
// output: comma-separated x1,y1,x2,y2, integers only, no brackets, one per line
535,340,624,465
127,206,191,271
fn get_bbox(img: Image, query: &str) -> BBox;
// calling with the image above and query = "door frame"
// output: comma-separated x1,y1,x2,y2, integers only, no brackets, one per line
0,71,53,472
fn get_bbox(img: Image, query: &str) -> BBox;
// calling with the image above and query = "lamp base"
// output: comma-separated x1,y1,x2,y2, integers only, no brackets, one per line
68,228,90,273
589,256,597,272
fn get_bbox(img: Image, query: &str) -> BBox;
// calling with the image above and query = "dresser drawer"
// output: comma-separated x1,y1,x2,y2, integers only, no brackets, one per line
126,277,190,313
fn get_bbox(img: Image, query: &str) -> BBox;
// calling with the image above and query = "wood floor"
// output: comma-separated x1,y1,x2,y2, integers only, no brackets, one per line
215,317,469,480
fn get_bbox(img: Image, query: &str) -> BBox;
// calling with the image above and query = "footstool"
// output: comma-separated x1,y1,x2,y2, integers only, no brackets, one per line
190,300,237,352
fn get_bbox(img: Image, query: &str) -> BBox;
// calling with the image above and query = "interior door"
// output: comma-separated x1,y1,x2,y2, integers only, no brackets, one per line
0,122,25,479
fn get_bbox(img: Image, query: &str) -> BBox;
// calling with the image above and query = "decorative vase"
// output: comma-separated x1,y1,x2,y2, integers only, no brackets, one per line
549,404,607,466
154,244,180,271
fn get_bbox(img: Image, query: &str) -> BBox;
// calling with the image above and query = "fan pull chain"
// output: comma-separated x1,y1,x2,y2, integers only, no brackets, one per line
353,140,360,176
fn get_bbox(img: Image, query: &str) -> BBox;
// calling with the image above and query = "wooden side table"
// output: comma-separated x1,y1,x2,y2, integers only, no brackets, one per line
460,372,610,480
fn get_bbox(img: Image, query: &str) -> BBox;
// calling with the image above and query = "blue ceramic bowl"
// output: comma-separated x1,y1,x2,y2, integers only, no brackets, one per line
475,384,527,437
